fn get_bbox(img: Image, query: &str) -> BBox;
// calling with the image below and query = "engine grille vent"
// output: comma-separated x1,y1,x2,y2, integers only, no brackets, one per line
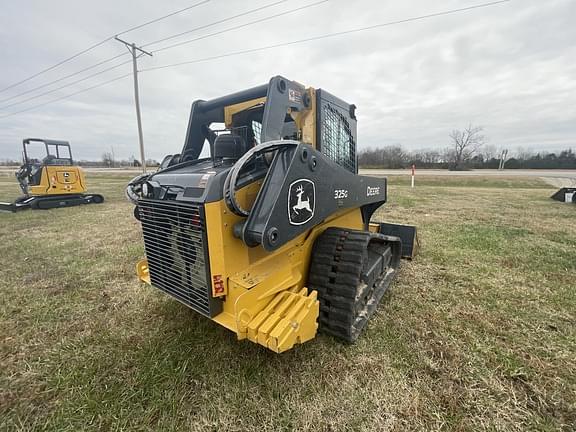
138,199,221,317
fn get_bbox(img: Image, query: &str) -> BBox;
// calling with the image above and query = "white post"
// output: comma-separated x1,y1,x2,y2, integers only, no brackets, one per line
411,164,415,188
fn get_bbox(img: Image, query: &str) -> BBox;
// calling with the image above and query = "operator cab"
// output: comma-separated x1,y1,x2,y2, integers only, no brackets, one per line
158,76,357,174
23,138,73,167
137,75,359,212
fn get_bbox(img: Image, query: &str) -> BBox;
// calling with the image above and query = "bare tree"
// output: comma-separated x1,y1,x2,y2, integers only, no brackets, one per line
380,145,407,169
422,150,441,165
102,152,114,168
358,145,408,168
448,124,485,169
482,144,498,161
515,146,535,161
441,147,456,165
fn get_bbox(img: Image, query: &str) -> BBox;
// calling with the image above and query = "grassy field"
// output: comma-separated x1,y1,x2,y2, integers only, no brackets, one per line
1,172,575,431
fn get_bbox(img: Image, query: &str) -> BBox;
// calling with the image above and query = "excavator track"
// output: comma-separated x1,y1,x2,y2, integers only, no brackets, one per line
0,194,105,212
29,194,105,210
308,227,402,342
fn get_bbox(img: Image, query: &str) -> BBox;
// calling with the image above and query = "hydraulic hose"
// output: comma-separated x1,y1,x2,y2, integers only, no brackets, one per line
223,140,299,217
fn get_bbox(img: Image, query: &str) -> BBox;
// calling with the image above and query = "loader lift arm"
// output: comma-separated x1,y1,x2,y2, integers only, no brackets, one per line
224,140,389,251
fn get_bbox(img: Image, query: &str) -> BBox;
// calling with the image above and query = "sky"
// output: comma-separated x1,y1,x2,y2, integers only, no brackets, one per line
0,0,574,162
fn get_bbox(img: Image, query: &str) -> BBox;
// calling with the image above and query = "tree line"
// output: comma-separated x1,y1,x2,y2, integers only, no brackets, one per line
358,146,576,169
358,124,575,170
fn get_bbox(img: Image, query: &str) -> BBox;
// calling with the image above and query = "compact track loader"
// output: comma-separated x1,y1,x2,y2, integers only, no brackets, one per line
0,138,104,212
127,76,417,352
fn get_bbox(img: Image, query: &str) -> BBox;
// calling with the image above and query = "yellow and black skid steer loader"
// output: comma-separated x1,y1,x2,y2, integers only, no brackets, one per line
0,138,104,212
127,76,417,352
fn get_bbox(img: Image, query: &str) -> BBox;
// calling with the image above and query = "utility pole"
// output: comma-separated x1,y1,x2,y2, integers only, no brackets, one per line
115,36,152,173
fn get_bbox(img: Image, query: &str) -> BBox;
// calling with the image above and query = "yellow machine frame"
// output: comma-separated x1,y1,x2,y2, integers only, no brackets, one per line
138,200,363,353
28,165,88,196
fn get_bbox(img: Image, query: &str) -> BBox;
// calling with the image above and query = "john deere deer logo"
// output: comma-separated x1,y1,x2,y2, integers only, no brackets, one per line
288,179,315,225
293,185,311,214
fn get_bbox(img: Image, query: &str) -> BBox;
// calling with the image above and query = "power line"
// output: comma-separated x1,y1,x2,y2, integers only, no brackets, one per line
143,0,512,72
116,0,209,36
0,39,118,96
0,59,132,110
152,0,329,54
0,0,210,94
0,74,132,119
0,0,292,109
0,53,129,105
0,0,512,120
142,0,287,49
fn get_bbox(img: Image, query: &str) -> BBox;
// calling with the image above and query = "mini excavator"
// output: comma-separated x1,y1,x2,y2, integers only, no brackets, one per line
0,138,104,212
127,76,417,352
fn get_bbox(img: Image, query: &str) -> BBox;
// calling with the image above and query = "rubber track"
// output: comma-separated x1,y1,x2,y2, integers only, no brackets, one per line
308,227,401,342
30,194,104,210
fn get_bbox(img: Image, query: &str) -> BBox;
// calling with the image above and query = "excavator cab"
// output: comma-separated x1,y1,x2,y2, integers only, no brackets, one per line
18,139,75,194
0,138,104,212
127,76,417,352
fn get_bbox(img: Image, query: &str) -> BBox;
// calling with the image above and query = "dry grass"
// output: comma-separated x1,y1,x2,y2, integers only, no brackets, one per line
0,173,574,431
